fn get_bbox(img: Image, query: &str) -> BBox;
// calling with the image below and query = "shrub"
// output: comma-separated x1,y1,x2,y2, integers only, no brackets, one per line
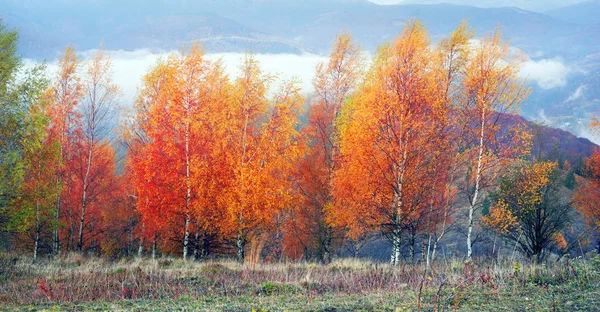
258,282,301,295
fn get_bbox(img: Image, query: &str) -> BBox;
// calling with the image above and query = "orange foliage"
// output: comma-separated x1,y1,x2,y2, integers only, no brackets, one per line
573,149,600,234
218,56,304,261
22,24,543,261
284,33,361,262
331,21,451,264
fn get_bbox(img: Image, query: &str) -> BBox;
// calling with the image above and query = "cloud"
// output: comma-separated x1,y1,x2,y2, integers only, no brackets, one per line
204,52,327,93
565,85,585,102
26,49,329,108
519,58,570,90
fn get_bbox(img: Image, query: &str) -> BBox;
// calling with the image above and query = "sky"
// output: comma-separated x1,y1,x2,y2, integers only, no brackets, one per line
368,0,405,3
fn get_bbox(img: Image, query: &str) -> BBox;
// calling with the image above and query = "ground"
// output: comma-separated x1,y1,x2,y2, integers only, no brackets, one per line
1,254,599,311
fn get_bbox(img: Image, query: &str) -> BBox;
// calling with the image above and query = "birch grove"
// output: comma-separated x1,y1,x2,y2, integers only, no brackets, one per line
2,20,544,263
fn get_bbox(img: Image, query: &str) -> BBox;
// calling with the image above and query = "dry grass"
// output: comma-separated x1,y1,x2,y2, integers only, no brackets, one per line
1,252,599,311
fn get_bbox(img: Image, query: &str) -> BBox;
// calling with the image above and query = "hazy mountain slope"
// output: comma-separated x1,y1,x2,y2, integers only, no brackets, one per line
546,0,600,25
273,4,585,55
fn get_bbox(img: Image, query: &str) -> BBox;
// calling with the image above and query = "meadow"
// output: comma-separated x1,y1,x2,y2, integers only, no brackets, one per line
1,253,599,311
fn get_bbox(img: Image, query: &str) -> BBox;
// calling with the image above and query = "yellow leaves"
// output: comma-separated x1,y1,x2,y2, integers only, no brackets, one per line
233,54,272,117
516,161,556,213
436,20,474,67
461,27,528,116
313,32,362,112
552,232,568,252
485,161,557,235
482,200,517,234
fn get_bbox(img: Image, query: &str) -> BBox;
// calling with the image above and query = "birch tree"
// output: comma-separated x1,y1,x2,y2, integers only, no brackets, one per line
291,33,362,263
332,21,447,265
458,28,529,260
426,21,473,264
75,46,121,251
47,45,83,255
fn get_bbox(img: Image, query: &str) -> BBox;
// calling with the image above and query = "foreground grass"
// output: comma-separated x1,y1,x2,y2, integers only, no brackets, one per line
1,254,599,311
9,286,600,312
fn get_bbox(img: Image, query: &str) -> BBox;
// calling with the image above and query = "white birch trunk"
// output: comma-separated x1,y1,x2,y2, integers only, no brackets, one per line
152,236,157,260
182,99,191,260
467,109,486,260
33,205,40,263
237,231,245,263
78,138,93,251
390,230,401,266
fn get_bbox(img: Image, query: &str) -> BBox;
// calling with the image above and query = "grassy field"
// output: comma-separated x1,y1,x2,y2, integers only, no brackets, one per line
1,254,599,311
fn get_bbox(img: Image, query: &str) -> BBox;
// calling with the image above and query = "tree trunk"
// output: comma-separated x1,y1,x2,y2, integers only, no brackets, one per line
432,239,439,262
138,241,143,258
421,240,426,264
182,119,191,260
409,238,415,265
193,229,200,260
426,234,432,268
237,231,245,263
390,227,401,266
390,133,409,266
323,226,333,264
467,109,486,261
138,222,144,258
183,215,190,260
432,166,456,262
33,209,40,263
33,230,39,263
201,234,210,259
152,237,157,260
78,136,94,252
54,133,65,257
54,192,60,256
77,200,87,251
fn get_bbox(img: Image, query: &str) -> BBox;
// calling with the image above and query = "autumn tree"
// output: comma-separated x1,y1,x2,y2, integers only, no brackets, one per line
332,21,450,265
46,45,84,255
0,21,55,254
573,139,600,252
220,55,304,262
456,28,530,260
128,45,232,260
5,67,61,262
125,59,170,258
422,21,474,265
72,46,121,252
483,161,572,262
0,22,22,222
288,32,362,263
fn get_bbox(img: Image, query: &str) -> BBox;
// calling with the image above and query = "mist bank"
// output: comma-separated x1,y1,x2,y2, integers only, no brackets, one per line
23,48,597,143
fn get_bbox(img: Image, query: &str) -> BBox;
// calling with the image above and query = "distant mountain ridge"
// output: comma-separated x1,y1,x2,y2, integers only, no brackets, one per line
375,0,587,12
2,0,599,58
